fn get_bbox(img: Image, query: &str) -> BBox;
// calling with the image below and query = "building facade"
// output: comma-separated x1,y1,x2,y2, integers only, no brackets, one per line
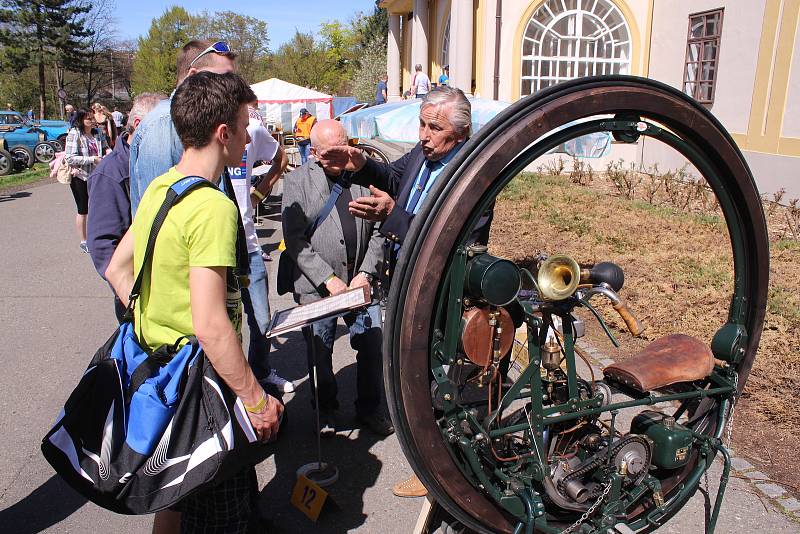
381,0,800,196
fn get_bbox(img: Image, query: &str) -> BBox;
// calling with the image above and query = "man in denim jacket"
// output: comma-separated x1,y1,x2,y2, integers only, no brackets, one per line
129,40,237,215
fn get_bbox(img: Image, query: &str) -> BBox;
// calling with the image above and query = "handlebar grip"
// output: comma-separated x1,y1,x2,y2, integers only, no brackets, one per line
613,301,646,337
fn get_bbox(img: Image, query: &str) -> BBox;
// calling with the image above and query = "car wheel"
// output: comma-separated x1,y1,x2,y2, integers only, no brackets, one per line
34,142,55,163
0,149,13,176
48,139,63,152
10,145,34,168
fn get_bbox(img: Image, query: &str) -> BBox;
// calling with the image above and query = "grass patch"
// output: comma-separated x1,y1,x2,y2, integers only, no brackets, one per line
0,163,50,191
675,257,731,288
767,286,800,322
774,239,800,252
547,209,591,236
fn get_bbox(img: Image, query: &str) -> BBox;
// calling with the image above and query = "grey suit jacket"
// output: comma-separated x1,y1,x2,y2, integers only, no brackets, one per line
282,161,384,304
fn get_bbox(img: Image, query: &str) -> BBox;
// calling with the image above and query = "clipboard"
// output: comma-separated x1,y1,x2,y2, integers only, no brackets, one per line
266,286,371,338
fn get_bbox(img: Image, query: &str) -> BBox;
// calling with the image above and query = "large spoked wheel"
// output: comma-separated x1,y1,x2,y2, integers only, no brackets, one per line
385,76,769,533
35,141,55,163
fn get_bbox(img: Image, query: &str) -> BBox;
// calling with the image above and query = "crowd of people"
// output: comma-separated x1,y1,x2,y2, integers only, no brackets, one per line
62,36,477,533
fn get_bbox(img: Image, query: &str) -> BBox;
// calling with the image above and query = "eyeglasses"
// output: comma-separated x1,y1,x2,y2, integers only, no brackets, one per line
189,41,232,67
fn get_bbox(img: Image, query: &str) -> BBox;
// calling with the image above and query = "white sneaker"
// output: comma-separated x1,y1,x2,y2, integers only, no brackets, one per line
262,369,295,393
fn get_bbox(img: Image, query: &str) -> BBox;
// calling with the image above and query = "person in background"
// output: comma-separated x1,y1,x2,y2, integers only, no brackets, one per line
111,106,124,128
87,92,166,322
293,108,316,165
106,71,282,534
64,108,105,253
5,103,12,111
282,119,393,438
438,65,449,86
26,108,34,121
92,103,118,152
129,39,237,215
375,74,388,105
65,104,76,126
411,64,431,99
229,98,294,393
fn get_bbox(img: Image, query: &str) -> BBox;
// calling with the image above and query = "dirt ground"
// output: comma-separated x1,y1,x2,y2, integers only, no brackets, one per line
488,168,800,497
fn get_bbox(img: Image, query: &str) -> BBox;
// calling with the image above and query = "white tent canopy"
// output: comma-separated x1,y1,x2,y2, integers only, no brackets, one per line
250,78,333,132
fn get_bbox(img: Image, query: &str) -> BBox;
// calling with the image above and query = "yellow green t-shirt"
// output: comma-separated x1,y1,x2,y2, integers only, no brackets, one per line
132,167,240,351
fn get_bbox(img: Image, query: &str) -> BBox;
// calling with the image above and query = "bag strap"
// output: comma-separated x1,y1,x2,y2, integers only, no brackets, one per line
305,171,351,239
125,335,198,404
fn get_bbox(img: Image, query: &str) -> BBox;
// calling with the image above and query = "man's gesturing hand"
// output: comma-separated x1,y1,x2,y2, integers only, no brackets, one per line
317,146,367,172
325,275,348,296
247,392,283,443
349,185,395,222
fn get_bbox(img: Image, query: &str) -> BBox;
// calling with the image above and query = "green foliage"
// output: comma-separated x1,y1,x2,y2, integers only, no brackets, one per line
132,6,196,95
132,7,272,93
193,11,269,83
350,34,387,102
0,0,92,117
264,3,388,97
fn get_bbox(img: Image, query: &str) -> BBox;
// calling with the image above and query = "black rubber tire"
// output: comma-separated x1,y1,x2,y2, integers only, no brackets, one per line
10,145,34,168
0,149,14,176
385,75,769,534
48,139,63,152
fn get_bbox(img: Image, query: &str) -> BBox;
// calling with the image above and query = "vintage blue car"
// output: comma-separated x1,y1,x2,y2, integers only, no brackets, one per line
0,111,70,164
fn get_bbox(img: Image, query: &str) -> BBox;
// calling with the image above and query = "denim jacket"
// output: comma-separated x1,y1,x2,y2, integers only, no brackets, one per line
128,97,184,215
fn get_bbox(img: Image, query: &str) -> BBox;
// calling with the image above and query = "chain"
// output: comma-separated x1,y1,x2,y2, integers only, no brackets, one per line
560,481,613,534
725,373,739,451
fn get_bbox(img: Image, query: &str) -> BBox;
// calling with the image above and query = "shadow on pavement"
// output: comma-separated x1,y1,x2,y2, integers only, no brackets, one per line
0,474,87,533
258,327,386,533
0,191,32,203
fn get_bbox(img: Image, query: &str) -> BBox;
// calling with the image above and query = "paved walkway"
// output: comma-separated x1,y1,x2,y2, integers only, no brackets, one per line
0,179,797,533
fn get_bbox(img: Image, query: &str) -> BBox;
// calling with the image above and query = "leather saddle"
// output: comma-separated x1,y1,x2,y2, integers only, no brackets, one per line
603,334,714,393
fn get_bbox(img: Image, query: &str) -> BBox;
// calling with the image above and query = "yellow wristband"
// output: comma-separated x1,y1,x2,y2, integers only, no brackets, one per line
251,188,265,200
244,392,267,413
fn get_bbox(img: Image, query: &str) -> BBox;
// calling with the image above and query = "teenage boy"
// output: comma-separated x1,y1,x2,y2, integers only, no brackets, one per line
106,71,282,534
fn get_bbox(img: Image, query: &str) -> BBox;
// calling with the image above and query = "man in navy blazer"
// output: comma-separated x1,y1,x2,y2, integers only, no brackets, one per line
320,86,492,280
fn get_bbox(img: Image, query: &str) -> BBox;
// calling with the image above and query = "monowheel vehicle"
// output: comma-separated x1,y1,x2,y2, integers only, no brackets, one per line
384,76,768,534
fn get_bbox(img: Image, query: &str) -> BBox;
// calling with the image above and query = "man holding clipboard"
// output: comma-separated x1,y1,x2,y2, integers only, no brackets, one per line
281,119,394,438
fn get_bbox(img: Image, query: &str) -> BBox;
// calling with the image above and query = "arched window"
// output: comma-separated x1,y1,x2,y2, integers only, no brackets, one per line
521,0,631,96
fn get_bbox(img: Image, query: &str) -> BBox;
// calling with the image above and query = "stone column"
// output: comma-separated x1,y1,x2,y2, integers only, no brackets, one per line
388,13,402,101
412,0,429,79
451,0,474,95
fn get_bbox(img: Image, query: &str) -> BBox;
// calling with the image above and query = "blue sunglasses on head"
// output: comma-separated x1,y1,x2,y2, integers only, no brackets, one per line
189,41,232,67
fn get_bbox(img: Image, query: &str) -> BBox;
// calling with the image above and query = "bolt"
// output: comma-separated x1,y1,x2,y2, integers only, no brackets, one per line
443,393,452,401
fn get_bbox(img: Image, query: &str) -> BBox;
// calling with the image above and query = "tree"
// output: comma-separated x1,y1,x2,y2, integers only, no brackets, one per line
194,11,270,83
0,0,92,118
351,34,387,103
131,6,195,94
75,0,118,106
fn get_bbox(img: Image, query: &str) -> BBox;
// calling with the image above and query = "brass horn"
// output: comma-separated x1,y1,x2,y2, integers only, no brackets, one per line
536,255,581,301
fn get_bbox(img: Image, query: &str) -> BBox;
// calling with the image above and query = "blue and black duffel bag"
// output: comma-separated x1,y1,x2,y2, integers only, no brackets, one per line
41,176,265,514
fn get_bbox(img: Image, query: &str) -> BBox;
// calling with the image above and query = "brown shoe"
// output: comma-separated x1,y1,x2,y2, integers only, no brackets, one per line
392,474,427,498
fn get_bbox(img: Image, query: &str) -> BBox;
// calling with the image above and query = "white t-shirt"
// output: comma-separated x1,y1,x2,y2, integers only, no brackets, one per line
111,110,123,127
229,116,279,253
414,72,431,95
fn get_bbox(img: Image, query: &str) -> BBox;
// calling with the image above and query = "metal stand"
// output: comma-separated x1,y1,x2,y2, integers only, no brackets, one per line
297,332,338,487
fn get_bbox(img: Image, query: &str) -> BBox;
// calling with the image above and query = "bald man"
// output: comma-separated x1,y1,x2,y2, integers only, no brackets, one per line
281,119,394,437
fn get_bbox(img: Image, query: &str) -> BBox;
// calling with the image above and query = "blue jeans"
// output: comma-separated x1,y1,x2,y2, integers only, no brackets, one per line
303,303,383,415
298,141,311,164
241,251,272,380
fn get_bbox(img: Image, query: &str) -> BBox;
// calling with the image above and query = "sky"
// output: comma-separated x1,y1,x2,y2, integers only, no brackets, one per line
113,0,378,48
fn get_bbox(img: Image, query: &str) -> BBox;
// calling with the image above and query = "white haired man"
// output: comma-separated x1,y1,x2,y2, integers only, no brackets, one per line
318,87,493,498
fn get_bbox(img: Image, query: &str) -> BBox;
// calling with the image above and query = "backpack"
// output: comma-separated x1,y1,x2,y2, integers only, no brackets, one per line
50,151,72,184
41,176,268,514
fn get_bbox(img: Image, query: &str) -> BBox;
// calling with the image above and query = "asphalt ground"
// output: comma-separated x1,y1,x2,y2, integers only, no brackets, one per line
0,179,797,533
